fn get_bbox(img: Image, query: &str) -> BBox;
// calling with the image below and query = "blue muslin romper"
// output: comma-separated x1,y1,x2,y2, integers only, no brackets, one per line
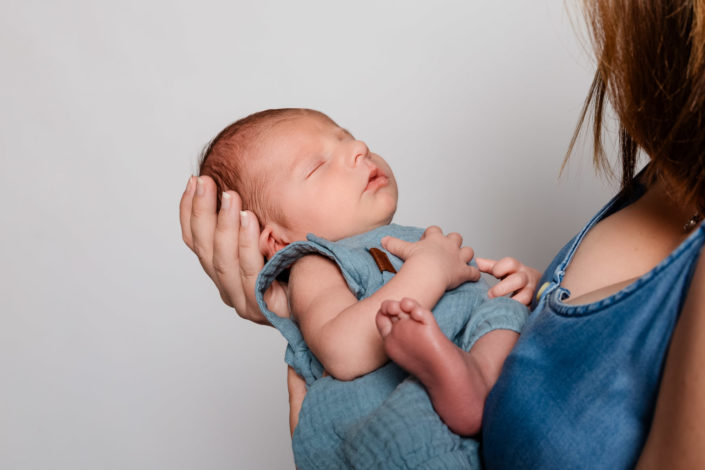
256,224,528,469
482,184,705,469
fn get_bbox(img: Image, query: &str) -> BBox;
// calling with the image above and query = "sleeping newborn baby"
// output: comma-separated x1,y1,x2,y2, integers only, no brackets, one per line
198,108,528,469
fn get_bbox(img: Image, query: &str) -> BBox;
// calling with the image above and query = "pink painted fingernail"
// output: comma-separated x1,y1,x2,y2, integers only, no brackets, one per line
196,177,204,196
240,211,249,228
221,192,231,210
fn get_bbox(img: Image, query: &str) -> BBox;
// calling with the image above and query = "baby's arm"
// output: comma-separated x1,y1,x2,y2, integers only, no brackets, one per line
289,226,479,381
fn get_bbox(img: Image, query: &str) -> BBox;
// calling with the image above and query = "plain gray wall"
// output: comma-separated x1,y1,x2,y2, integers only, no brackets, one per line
1,1,615,468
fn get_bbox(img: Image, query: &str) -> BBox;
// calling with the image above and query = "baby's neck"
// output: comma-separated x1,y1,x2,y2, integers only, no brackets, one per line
297,221,392,243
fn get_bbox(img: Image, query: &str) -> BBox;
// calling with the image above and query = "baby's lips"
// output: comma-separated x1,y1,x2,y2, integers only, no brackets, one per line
365,165,389,192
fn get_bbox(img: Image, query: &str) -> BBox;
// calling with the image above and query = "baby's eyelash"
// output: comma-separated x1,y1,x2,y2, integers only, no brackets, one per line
305,161,324,178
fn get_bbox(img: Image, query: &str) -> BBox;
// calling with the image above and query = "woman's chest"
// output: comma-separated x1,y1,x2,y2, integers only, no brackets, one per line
561,204,689,304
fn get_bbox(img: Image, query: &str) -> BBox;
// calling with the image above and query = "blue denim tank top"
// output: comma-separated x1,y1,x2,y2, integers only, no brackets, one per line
482,185,705,469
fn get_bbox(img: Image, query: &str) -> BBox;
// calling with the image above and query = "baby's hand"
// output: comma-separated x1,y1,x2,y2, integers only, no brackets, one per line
475,257,541,306
381,226,480,290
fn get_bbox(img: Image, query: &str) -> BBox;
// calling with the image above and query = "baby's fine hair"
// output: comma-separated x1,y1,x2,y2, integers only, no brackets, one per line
199,108,336,225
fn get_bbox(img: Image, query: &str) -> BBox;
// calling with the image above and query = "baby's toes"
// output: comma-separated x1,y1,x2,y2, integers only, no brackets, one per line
399,297,422,313
379,299,402,317
409,303,432,323
375,310,393,337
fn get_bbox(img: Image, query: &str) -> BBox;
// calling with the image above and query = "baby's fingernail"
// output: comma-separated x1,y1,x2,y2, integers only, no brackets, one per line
196,177,204,195
240,211,249,228
221,192,231,210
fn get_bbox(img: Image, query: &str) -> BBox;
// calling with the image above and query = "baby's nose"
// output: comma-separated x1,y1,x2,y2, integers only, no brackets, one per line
349,141,369,167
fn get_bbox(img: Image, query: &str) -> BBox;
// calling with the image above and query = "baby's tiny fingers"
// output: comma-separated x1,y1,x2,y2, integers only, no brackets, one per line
466,265,481,282
475,257,497,274
381,236,413,260
488,272,529,298
460,246,475,264
510,286,535,306
421,225,443,239
491,257,522,279
447,232,463,246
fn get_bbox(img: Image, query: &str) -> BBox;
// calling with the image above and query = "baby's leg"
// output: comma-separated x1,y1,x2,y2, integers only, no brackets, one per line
376,298,492,436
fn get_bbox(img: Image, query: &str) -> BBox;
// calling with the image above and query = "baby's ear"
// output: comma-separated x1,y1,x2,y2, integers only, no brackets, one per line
259,223,290,259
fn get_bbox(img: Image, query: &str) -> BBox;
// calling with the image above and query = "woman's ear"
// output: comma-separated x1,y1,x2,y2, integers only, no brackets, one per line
259,223,290,259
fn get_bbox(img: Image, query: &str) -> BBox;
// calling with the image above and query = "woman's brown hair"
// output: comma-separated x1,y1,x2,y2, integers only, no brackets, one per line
567,0,705,214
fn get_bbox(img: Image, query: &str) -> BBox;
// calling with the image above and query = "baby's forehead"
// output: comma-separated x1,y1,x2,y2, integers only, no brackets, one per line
258,115,345,158
267,113,343,137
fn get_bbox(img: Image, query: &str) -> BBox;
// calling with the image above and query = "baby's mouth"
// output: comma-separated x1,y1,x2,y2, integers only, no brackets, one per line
365,167,389,192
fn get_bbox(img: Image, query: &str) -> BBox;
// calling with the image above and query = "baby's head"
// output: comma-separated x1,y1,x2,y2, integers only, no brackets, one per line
199,108,398,257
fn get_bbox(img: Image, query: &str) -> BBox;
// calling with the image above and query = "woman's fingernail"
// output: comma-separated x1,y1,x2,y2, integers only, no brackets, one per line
186,175,195,192
196,177,204,196
240,211,249,228
221,192,231,210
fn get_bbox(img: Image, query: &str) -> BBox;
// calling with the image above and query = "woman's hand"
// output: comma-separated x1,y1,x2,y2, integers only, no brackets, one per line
287,366,306,437
475,257,541,306
179,175,289,324
381,226,481,291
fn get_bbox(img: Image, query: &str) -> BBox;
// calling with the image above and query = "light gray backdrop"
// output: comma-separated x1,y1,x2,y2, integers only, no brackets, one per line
1,1,615,468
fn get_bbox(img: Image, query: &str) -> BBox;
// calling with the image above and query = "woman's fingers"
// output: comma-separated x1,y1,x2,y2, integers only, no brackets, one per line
287,366,306,437
190,176,219,279
212,190,244,308
238,210,265,290
179,176,197,250
237,210,285,322
180,175,274,324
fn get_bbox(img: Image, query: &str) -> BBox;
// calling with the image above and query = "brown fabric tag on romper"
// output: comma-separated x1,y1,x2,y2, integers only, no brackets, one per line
368,247,397,274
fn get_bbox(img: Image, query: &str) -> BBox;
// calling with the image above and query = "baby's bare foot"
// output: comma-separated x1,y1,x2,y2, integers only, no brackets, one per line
375,297,487,435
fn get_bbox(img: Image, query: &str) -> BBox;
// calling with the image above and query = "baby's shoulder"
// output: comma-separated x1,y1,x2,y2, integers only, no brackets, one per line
289,254,345,290
288,254,351,316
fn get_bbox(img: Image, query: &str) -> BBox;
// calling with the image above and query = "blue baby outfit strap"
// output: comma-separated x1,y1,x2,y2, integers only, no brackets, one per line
255,224,529,469
255,224,424,385
255,241,332,384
